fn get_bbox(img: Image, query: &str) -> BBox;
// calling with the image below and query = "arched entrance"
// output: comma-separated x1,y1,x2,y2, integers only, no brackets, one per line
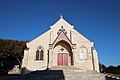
53,40,73,66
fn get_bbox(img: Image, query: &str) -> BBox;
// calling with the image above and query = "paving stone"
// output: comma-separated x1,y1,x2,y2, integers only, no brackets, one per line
8,66,106,80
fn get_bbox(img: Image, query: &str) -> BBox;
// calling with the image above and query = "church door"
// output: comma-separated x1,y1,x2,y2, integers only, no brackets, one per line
58,53,68,66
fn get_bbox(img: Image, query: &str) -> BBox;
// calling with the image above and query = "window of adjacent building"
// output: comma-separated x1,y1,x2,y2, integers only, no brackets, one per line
36,46,44,60
80,46,87,59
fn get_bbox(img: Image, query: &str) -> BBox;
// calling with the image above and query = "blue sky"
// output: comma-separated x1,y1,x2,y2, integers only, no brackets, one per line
0,0,120,66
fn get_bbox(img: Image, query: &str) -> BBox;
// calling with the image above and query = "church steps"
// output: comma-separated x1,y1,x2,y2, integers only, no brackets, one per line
8,69,105,80
29,71,105,80
23,66,105,80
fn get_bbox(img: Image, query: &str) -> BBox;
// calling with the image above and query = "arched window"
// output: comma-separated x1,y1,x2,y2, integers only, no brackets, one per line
36,46,44,60
80,46,87,59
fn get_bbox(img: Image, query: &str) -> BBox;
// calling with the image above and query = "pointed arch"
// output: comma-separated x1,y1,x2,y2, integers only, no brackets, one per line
36,45,44,60
54,40,74,65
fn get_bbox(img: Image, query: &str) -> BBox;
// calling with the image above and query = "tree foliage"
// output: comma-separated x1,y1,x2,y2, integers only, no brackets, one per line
0,39,27,75
99,63,120,74
99,63,106,73
105,65,120,74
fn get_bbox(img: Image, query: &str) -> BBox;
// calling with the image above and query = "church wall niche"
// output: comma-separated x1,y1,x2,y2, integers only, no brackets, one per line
74,43,93,70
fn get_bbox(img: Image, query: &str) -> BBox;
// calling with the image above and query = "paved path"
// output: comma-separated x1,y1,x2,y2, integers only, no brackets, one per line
2,66,117,80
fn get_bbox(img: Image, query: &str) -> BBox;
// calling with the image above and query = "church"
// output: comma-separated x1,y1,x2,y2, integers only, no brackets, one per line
21,14,99,74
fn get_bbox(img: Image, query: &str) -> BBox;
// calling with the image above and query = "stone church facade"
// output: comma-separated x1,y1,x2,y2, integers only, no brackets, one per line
21,15,99,74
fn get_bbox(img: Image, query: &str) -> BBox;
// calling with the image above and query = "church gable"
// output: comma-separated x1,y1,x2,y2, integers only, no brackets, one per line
50,16,91,44
50,16,74,43
51,26,75,48
50,15,73,29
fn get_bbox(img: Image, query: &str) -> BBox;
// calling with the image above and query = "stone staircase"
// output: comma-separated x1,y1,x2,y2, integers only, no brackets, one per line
8,66,106,80
50,66,105,80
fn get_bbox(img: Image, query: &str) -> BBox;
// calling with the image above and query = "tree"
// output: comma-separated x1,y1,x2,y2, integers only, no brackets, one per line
0,39,27,75
105,65,120,74
99,63,106,73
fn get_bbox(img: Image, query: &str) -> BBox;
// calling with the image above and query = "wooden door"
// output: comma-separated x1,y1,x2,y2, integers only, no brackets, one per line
62,53,68,65
58,53,68,66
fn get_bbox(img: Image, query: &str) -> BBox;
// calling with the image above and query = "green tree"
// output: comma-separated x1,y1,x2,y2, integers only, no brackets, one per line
99,63,106,73
0,39,27,75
